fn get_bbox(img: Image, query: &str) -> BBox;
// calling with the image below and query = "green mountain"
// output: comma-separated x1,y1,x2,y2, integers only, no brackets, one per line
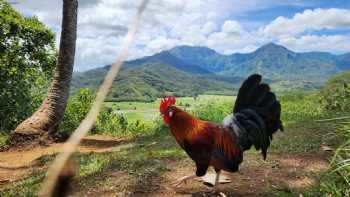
168,43,344,81
224,44,341,81
72,63,235,102
168,46,227,72
72,43,350,101
127,51,211,74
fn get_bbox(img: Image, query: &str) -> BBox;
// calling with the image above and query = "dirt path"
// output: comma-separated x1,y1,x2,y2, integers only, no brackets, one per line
0,135,127,184
67,152,329,197
154,153,329,197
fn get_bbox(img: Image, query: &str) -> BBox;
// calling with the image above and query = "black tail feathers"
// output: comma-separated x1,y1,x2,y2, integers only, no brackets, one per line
234,74,283,159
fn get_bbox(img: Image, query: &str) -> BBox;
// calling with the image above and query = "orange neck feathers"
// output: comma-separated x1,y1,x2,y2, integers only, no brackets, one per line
169,107,205,143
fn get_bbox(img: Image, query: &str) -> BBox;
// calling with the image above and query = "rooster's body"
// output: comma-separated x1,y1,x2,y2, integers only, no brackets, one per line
159,74,283,192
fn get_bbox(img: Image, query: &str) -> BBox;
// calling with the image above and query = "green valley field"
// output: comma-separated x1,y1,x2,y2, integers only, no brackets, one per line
104,95,234,123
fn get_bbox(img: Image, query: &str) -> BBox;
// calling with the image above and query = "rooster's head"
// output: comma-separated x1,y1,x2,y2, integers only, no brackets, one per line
159,96,176,125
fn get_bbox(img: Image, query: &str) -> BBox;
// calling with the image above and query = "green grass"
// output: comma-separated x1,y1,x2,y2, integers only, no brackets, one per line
106,95,234,110
105,101,158,111
123,111,158,123
0,132,9,148
0,171,44,197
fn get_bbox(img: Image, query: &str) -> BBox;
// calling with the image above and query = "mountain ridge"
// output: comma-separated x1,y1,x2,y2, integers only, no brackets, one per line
72,43,350,101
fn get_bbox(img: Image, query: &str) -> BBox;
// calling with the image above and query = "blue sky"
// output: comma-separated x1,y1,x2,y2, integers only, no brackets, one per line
236,0,350,29
13,0,350,71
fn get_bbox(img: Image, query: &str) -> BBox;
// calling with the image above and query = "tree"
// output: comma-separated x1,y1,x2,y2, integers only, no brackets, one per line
11,0,78,144
0,0,57,133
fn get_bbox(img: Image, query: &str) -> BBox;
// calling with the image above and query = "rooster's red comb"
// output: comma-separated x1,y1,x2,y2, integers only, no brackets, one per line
159,96,176,113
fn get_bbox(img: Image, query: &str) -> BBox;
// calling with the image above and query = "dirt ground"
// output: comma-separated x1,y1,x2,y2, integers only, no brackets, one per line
0,131,332,197
0,135,126,184
62,152,328,197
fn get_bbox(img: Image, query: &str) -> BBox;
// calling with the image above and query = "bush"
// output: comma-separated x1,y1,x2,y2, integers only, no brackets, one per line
126,120,152,137
56,88,95,140
94,109,128,136
191,102,231,123
93,108,154,137
320,71,350,112
280,93,325,125
307,71,350,195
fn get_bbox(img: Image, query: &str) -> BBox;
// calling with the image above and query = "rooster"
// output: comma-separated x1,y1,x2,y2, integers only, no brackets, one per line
159,74,283,193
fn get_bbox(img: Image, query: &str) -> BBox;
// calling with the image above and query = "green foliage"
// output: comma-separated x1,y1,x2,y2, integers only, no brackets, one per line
0,131,9,148
305,72,350,195
279,92,325,126
126,120,152,137
0,0,57,132
93,108,154,137
331,122,350,187
93,109,128,136
304,122,350,196
57,88,95,140
191,101,231,123
320,71,350,112
303,173,350,197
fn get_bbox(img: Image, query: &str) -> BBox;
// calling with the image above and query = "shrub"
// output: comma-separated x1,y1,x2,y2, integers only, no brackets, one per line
280,93,325,125
56,88,95,140
93,108,155,137
320,71,350,112
191,102,231,123
94,109,128,136
126,120,153,137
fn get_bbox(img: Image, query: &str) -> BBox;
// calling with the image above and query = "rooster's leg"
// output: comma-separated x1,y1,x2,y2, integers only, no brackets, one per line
205,170,227,196
171,175,197,187
209,169,220,193
211,170,220,193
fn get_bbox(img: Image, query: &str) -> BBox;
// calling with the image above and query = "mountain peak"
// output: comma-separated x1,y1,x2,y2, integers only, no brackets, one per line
260,43,288,50
255,42,294,55
169,45,218,56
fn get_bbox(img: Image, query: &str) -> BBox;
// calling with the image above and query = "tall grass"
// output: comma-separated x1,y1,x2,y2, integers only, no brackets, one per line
279,92,325,126
306,72,350,196
331,122,350,186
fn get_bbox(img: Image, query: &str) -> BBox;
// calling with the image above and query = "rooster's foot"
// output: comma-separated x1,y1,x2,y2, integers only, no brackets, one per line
171,175,197,188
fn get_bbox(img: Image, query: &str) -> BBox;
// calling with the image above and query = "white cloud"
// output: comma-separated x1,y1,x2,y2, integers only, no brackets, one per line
278,34,350,53
222,20,243,34
201,21,217,35
12,1,350,71
260,8,350,38
145,37,178,54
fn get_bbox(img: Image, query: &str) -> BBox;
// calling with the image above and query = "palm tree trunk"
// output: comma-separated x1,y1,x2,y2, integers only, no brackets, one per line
11,0,78,144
